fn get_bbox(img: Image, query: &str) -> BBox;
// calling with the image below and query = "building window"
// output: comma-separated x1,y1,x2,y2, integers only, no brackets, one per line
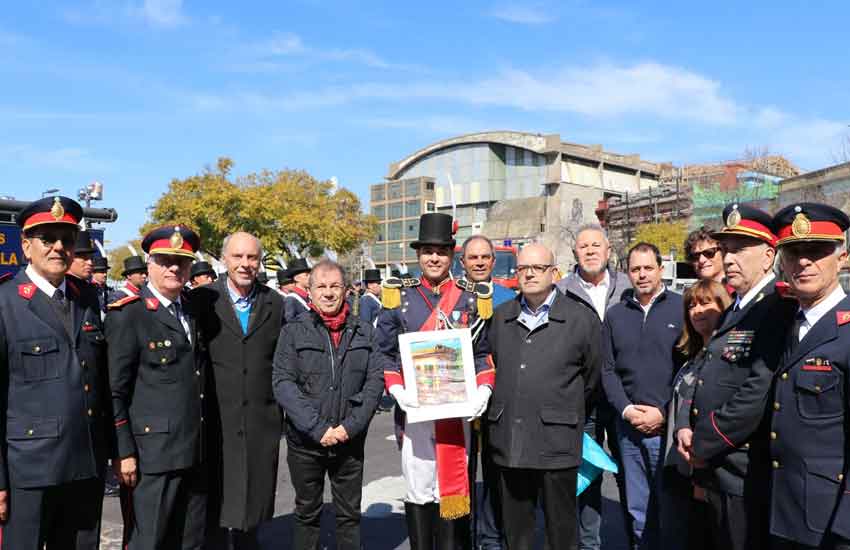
388,244,404,262
405,220,419,239
426,180,434,190
371,185,385,202
372,244,386,262
377,223,387,242
405,179,421,197
388,182,403,200
405,200,421,218
388,221,403,241
371,205,386,220
389,202,404,219
426,202,435,212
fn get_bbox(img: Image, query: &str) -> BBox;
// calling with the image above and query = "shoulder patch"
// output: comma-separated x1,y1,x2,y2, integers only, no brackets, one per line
837,311,850,326
144,297,160,311
401,277,420,288
18,283,36,300
382,277,402,290
107,295,141,309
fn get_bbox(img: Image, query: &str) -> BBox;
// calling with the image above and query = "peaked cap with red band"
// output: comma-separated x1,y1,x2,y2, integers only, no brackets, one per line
141,224,200,259
18,196,83,232
711,203,777,247
773,202,850,246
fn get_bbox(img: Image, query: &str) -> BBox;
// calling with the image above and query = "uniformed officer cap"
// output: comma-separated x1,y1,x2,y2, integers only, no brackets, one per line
288,258,311,277
141,225,200,259
711,203,777,247
74,230,96,255
122,255,147,276
773,202,850,247
363,269,382,283
92,257,109,272
190,261,216,279
18,195,84,232
276,269,294,285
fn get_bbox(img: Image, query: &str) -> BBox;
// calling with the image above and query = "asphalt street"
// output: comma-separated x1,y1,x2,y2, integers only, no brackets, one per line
101,407,629,549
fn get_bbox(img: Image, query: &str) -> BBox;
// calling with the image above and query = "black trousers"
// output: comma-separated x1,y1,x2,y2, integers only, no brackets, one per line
703,486,765,550
499,466,578,550
772,534,850,550
287,442,364,550
1,477,104,550
204,527,261,550
126,466,207,550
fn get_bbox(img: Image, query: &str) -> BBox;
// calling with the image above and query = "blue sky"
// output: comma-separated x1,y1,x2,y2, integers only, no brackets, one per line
2,1,849,247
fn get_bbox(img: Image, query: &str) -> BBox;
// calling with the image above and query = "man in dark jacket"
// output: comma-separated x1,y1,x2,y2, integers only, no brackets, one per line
0,196,113,550
602,242,683,550
486,243,601,549
556,223,632,550
194,232,285,550
273,259,384,550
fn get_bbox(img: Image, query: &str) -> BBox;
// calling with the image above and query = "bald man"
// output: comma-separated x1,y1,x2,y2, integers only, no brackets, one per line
486,243,601,549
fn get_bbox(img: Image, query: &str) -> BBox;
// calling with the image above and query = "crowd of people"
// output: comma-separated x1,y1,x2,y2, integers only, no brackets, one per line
0,193,848,550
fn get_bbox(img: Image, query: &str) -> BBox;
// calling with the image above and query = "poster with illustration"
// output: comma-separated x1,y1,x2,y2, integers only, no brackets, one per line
398,328,478,423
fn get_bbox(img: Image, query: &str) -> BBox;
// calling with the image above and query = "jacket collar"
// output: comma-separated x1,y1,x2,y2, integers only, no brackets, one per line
503,289,569,322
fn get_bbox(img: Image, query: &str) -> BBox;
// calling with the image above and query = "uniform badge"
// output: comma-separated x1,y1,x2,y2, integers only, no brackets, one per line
726,205,741,227
791,212,811,237
169,227,184,249
82,322,96,332
145,298,159,310
149,342,156,350
50,197,65,221
837,311,850,326
802,358,832,371
164,340,172,347
17,283,36,300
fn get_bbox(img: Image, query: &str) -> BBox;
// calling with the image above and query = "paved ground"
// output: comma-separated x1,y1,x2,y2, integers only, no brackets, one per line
101,408,628,549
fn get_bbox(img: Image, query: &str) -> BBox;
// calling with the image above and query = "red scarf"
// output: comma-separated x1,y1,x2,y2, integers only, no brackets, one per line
310,302,349,347
292,286,310,301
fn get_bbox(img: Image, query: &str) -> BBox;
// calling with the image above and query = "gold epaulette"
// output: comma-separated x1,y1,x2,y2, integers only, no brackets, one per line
381,277,420,309
456,278,494,319
107,295,141,310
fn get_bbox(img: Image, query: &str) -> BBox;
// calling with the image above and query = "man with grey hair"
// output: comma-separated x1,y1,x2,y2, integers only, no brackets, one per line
193,231,286,550
556,223,632,550
274,259,384,549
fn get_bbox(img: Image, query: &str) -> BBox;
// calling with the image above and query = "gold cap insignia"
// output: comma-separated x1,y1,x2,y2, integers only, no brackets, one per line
50,197,65,221
169,227,184,249
726,209,741,228
791,213,811,237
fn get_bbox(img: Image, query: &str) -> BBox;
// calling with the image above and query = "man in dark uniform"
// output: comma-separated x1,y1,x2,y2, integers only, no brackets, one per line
276,268,294,295
358,268,382,326
91,256,111,315
0,196,113,550
768,203,850,550
676,203,796,550
66,229,96,285
110,254,147,302
375,212,494,550
106,224,209,550
189,260,217,288
283,258,311,322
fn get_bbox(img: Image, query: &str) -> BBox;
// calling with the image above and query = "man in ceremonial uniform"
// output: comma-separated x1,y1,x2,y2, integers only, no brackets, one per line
276,268,294,296
358,268,382,326
376,213,494,550
768,203,850,550
91,256,111,315
106,224,209,550
283,258,312,321
676,203,796,550
0,196,112,550
66,229,96,285
189,260,217,288
110,254,147,301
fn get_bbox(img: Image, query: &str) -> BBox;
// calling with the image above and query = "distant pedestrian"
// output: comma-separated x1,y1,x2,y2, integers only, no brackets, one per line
109,254,147,301
189,260,217,288
602,242,684,549
283,258,311,322
273,260,384,550
358,268,382,325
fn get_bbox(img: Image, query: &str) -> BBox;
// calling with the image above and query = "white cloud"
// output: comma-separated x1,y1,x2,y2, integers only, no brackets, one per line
489,4,555,25
138,0,187,28
0,144,114,173
62,0,188,29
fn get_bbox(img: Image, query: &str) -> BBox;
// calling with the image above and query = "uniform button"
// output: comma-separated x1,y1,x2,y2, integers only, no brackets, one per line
144,426,151,433
87,408,93,416
33,346,41,353
515,418,522,424
698,379,704,385
839,474,845,482
196,370,201,376
814,385,822,392
743,443,750,450
773,402,781,411
519,363,526,370
770,431,777,440
781,372,789,380
160,357,167,364
84,384,90,392
692,408,699,416
772,460,781,469
81,360,87,368
525,339,532,344
27,429,34,436
200,393,204,399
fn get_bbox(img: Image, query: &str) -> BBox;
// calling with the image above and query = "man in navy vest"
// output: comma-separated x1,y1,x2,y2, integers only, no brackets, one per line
358,268,382,325
0,196,113,550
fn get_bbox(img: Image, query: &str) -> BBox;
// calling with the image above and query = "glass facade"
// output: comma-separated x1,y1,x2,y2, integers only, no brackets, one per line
388,202,404,219
371,204,385,220
405,200,421,217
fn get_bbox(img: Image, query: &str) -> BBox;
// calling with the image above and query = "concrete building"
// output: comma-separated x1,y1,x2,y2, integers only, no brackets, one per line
369,131,666,271
777,161,850,211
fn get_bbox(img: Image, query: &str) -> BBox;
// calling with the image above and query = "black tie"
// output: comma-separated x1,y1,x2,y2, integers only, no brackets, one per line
51,288,73,337
169,302,189,340
788,311,804,354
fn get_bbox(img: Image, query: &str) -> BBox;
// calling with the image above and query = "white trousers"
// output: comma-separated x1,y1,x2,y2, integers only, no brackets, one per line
401,419,471,504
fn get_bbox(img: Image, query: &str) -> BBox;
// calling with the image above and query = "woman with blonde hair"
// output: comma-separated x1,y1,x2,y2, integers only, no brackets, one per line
663,279,732,550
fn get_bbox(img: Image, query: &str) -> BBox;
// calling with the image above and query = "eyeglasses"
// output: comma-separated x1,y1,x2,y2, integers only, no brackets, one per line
687,247,720,262
29,231,76,248
516,264,553,274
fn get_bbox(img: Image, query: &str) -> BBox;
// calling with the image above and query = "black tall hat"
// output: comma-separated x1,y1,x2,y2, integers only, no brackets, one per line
276,269,294,285
410,213,456,249
92,257,109,272
122,255,147,277
73,230,96,254
288,258,311,277
363,269,382,282
190,261,216,279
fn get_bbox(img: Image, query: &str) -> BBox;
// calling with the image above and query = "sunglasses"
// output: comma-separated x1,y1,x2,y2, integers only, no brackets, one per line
29,231,76,248
687,247,720,262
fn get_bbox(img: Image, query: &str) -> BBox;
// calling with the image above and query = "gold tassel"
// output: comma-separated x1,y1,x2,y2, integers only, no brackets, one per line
382,286,401,309
439,494,470,519
477,296,493,320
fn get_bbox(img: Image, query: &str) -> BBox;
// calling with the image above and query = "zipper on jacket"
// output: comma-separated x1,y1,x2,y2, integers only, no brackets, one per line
324,331,336,383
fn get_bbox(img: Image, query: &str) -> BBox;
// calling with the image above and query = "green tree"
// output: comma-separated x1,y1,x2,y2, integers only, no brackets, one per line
143,158,377,260
107,239,144,282
630,220,689,260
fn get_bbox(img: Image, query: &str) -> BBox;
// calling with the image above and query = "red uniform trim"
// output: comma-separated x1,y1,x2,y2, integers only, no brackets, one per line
801,365,832,372
21,211,78,230
476,368,495,387
147,237,194,254
777,220,844,242
837,311,850,326
18,283,36,300
384,370,404,392
115,419,128,428
144,298,159,311
710,411,736,448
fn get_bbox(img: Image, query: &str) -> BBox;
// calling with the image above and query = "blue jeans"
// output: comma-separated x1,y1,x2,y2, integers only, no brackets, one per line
616,417,663,550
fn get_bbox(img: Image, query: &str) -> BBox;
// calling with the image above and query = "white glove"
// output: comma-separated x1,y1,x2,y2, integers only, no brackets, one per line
389,385,419,412
467,386,492,421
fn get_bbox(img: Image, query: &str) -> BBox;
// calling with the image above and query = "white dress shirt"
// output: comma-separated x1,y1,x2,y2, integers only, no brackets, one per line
578,270,610,321
733,273,775,311
798,285,847,341
147,283,191,343
25,264,66,298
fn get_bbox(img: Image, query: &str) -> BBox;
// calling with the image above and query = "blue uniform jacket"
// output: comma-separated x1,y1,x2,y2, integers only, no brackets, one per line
359,293,382,325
